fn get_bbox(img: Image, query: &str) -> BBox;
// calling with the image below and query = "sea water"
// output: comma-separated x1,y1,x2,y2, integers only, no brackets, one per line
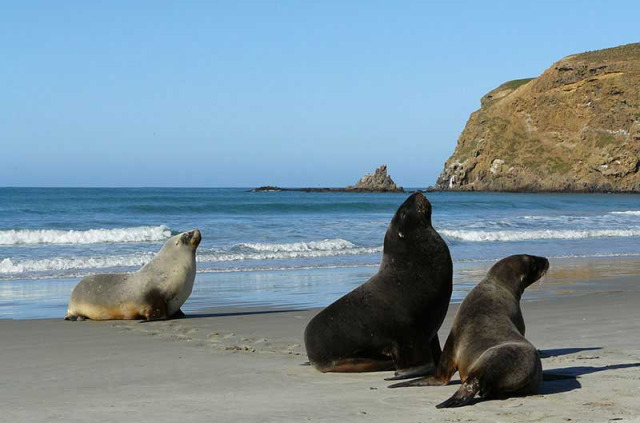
1,188,638,319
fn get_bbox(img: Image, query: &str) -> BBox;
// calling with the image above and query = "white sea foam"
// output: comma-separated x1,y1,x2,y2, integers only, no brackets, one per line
0,226,172,245
0,253,156,274
202,239,380,262
198,247,382,263
441,228,640,242
0,239,382,275
610,210,640,216
235,239,356,252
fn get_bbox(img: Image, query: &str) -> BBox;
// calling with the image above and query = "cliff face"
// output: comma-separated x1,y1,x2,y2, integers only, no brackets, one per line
436,43,640,192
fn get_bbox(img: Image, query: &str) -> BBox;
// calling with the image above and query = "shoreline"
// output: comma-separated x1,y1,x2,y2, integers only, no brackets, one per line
2,271,639,422
2,256,640,320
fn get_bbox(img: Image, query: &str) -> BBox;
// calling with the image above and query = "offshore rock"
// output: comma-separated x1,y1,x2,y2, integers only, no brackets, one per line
252,165,404,193
348,164,404,192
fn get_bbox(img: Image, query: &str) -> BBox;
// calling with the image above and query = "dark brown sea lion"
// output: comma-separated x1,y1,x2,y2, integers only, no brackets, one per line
65,230,201,321
390,254,549,408
304,192,453,379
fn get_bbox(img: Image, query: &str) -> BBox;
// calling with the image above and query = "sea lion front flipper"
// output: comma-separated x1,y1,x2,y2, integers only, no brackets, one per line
390,333,458,385
141,289,168,322
64,315,87,321
436,378,479,408
387,332,442,380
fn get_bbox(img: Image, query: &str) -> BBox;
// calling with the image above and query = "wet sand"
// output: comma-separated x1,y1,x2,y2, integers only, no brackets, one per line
1,259,640,422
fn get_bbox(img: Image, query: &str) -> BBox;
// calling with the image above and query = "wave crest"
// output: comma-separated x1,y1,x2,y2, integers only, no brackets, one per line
441,228,640,242
0,226,172,245
234,239,356,253
0,253,156,274
0,238,382,275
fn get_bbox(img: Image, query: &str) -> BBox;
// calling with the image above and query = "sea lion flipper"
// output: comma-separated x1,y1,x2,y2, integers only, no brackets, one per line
385,364,435,381
319,358,395,373
435,379,479,409
141,289,168,322
388,375,449,388
388,331,442,380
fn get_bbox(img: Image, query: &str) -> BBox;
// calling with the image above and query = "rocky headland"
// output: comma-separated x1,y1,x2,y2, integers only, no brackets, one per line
435,43,640,192
252,164,405,193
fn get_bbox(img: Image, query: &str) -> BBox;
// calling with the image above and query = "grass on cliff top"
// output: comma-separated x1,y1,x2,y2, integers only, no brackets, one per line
482,78,535,106
570,42,640,63
501,78,535,90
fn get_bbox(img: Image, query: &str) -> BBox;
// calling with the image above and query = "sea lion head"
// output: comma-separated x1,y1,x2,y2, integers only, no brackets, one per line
176,229,202,250
384,192,433,252
488,254,549,294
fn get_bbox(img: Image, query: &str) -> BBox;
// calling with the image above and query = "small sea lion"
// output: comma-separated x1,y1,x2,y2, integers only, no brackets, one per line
390,254,549,408
65,229,201,321
304,192,453,379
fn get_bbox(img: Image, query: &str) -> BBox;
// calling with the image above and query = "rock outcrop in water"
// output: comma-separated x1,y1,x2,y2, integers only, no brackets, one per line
252,165,404,193
347,164,403,192
435,43,640,193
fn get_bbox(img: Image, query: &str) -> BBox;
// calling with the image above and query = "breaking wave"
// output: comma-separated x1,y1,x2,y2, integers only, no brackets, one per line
0,238,382,275
610,210,640,216
0,226,172,245
0,253,156,274
441,228,640,242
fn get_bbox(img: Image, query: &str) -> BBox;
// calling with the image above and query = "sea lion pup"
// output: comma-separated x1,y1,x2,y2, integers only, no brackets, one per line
390,254,549,409
65,229,201,321
304,192,452,379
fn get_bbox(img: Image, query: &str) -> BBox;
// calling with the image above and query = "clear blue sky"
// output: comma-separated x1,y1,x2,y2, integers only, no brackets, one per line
2,1,638,187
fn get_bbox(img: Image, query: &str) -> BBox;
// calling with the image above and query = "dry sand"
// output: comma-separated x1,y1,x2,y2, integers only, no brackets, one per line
1,260,640,422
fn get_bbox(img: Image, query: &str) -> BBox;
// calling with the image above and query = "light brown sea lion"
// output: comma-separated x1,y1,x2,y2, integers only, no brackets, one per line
65,229,201,321
390,254,549,408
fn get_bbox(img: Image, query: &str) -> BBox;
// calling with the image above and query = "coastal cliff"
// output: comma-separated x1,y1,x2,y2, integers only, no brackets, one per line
435,43,640,192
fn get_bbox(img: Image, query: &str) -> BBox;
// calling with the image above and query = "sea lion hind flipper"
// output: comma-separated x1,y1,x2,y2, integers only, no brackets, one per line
385,364,435,381
436,379,480,408
318,357,394,373
388,375,449,388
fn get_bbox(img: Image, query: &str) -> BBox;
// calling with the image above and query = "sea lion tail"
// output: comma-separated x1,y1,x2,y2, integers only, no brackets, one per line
436,378,479,408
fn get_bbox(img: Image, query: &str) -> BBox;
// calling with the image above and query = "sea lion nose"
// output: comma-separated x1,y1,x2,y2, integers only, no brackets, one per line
190,229,202,247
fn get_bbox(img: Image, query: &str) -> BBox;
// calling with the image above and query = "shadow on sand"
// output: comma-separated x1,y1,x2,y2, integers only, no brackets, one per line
184,309,306,319
541,362,640,395
538,346,601,358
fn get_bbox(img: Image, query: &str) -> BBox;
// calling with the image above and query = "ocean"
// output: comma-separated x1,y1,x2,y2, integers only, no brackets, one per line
1,188,639,319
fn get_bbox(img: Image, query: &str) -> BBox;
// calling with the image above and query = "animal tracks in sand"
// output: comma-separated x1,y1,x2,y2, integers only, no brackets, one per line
111,320,305,356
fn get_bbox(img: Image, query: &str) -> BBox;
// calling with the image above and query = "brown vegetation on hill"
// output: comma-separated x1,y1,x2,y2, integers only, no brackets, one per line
436,43,640,192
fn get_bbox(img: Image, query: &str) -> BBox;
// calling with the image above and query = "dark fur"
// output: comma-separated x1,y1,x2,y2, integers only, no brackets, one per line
304,193,452,377
390,254,549,408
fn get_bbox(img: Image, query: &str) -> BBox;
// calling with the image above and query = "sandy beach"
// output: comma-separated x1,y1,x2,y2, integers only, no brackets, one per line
2,258,640,423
